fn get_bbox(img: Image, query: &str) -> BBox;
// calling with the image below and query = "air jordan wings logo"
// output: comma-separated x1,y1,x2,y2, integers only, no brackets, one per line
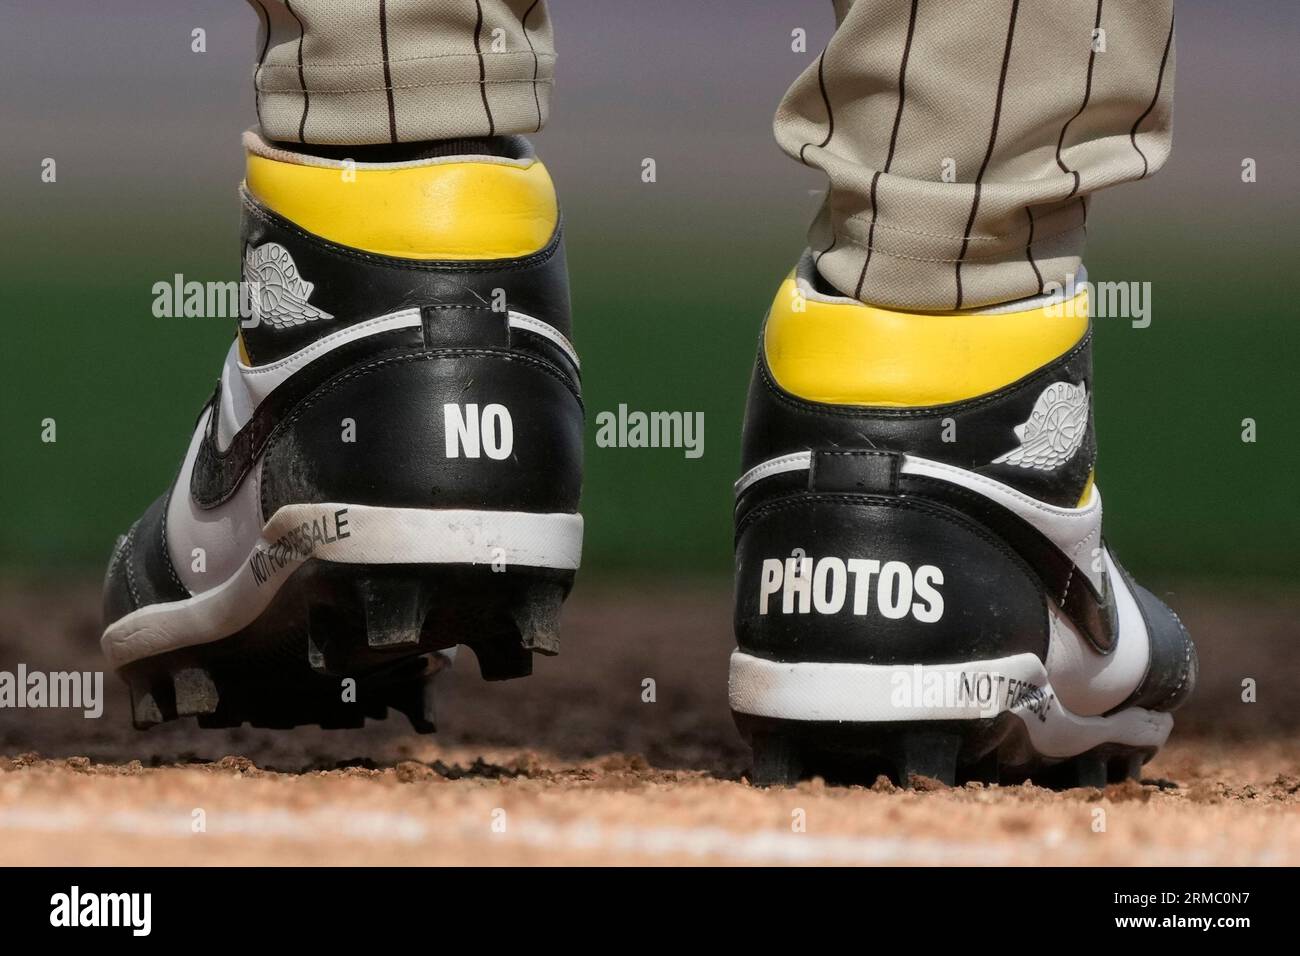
243,242,334,330
993,381,1088,471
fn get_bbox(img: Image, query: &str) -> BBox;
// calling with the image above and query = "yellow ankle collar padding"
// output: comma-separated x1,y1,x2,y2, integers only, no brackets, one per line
764,276,1089,407
245,153,558,261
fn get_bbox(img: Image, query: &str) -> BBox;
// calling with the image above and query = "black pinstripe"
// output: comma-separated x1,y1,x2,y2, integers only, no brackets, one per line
1025,0,1103,288
954,0,1020,310
1056,0,1104,199
814,225,838,268
1024,206,1043,293
805,43,838,268
880,0,918,182
798,51,835,166
851,0,919,300
521,0,543,133
473,1,496,136
1131,11,1175,178
852,170,883,299
251,0,271,131
853,171,883,299
379,0,398,143
284,0,309,143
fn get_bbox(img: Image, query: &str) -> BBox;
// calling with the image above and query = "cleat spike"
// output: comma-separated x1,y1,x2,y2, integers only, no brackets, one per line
306,632,328,673
1108,753,1144,783
384,657,448,734
113,564,573,732
899,731,959,788
1072,754,1108,789
418,660,445,728
359,577,429,648
391,674,440,734
749,733,803,787
965,749,1001,786
172,667,220,716
470,635,533,681
511,583,564,655
129,682,164,729
421,676,439,727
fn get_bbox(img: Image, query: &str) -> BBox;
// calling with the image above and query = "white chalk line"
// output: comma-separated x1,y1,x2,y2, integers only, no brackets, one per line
0,804,1286,866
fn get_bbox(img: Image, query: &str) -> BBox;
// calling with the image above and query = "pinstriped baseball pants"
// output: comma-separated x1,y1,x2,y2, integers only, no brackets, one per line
247,0,1175,311
249,0,552,143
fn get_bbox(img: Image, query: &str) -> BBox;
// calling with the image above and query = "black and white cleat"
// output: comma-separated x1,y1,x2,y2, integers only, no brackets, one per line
729,255,1197,789
101,134,583,732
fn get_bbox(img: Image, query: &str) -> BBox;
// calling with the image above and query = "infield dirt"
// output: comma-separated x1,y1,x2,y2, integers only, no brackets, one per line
1,580,1296,865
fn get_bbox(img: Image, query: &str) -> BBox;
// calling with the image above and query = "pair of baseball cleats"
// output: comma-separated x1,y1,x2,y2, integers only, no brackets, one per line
101,137,1195,787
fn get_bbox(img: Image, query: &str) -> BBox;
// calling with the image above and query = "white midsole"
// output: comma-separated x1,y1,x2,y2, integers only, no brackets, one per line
102,503,583,669
727,650,1171,759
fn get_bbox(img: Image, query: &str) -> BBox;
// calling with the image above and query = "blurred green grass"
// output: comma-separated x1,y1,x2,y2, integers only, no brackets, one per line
2,203,1296,584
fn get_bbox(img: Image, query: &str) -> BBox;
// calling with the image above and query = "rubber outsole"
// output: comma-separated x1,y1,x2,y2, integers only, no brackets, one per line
734,712,1154,790
117,559,574,732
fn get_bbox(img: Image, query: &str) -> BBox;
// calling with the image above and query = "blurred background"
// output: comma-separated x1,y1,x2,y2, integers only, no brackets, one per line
1,0,1297,586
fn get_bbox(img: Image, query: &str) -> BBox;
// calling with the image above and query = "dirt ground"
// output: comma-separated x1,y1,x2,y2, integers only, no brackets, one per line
1,579,1297,866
